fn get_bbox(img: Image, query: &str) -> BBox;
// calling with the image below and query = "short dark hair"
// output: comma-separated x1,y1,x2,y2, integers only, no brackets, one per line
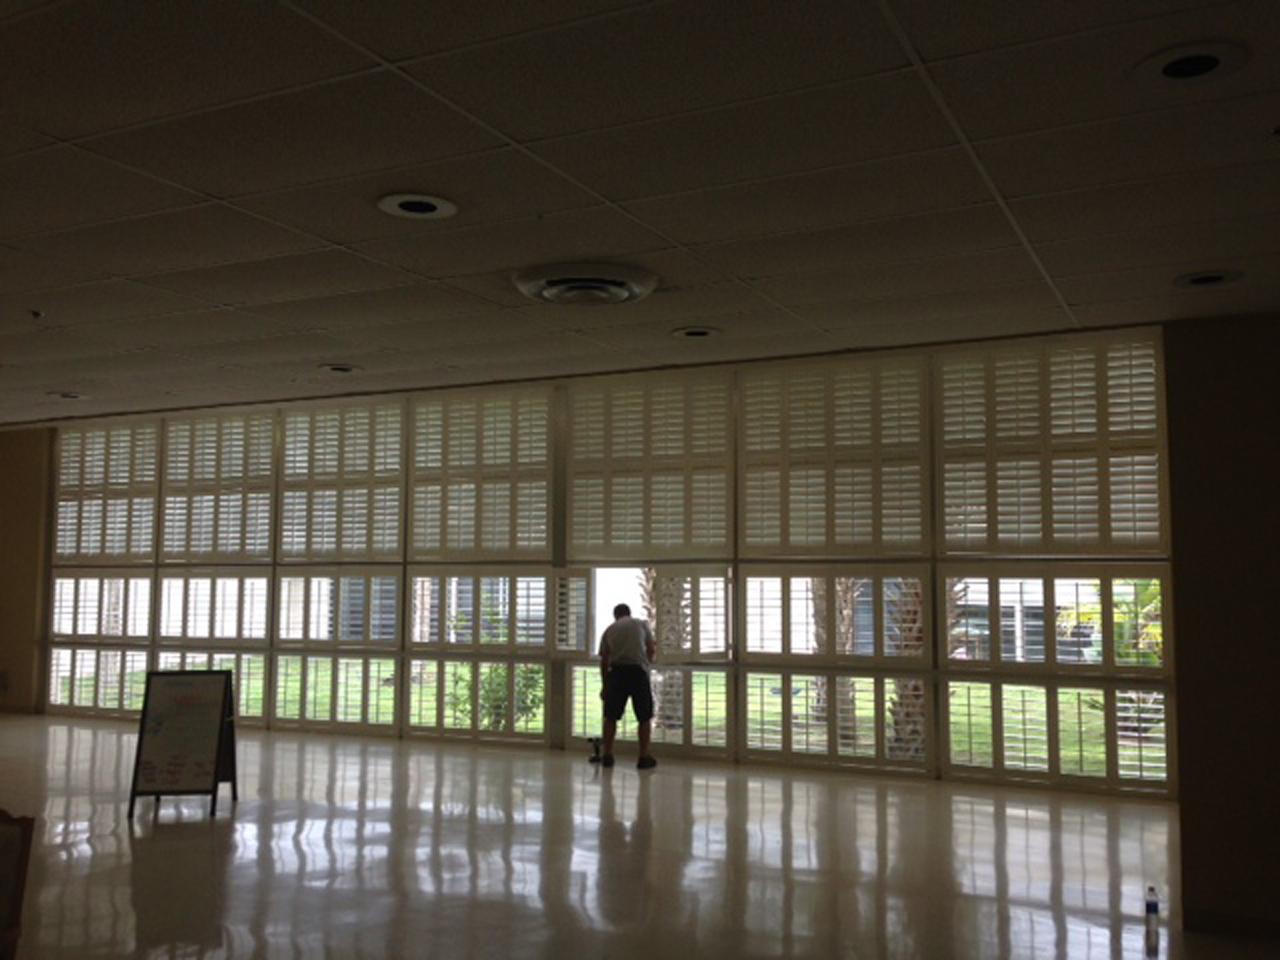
613,603,631,619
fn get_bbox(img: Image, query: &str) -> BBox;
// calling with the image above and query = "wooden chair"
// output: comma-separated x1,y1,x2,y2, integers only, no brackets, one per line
0,810,35,960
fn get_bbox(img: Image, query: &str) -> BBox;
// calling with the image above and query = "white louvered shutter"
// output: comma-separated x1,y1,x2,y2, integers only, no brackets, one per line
162,412,274,561
740,356,927,557
568,373,731,559
937,331,1165,555
280,402,403,561
410,388,550,559
55,423,158,563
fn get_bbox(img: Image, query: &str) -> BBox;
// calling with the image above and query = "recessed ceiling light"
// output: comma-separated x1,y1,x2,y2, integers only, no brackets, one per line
318,362,362,374
1173,269,1243,289
670,325,721,340
376,193,458,220
47,390,83,400
515,262,659,306
1132,40,1249,84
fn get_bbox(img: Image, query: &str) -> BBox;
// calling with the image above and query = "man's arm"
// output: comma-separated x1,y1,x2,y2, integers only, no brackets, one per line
599,634,611,682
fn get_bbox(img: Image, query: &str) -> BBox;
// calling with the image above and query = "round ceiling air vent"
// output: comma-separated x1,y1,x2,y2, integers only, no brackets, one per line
513,262,658,306
376,193,457,220
1130,40,1249,85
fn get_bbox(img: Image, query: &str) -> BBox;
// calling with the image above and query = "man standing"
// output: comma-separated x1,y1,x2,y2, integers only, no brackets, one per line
598,603,657,770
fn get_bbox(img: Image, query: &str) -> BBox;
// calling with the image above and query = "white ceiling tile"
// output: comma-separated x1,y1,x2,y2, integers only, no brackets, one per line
696,205,1020,279
529,73,954,200
0,280,206,333
1071,281,1280,326
0,1,376,138
977,91,1280,197
12,205,325,278
352,309,558,352
407,0,906,141
751,247,1044,306
70,309,323,352
84,72,503,198
0,147,202,240
291,0,646,61
1038,213,1280,277
234,148,598,244
930,1,1280,140
583,307,815,350
0,244,111,294
622,147,990,245
354,206,669,278
244,282,496,331
890,0,1214,60
1008,159,1280,243
138,250,418,307
821,307,1073,350
0,120,53,160
799,285,1064,330
1056,252,1280,304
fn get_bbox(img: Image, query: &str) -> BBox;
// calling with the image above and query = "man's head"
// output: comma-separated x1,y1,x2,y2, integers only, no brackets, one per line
613,603,631,620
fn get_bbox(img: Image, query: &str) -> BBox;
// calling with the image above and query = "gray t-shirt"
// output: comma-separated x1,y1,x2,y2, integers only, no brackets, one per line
599,616,654,669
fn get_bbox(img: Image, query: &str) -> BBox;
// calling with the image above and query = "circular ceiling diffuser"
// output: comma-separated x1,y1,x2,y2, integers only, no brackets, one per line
376,193,458,220
1173,269,1243,289
670,325,720,339
513,262,659,306
1130,40,1249,85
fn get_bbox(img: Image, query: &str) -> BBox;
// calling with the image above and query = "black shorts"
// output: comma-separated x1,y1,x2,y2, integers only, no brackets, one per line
602,665,654,723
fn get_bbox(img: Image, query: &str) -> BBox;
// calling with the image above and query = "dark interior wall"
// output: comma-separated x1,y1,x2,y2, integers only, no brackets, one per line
1164,316,1280,937
0,427,52,713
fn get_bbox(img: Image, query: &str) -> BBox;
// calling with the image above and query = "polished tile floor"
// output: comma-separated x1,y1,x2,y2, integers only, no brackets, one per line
0,716,1269,959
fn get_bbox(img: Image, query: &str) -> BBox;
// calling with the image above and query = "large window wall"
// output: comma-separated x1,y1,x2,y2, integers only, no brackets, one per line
45,329,1172,795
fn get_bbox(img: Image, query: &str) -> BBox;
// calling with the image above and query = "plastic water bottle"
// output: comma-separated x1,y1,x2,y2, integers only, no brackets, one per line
1144,885,1159,955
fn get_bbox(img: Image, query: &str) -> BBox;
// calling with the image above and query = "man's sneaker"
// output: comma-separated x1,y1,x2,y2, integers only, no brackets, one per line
637,756,657,770
601,754,615,768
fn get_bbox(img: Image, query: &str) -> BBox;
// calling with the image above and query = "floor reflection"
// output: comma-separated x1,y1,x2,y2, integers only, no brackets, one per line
0,716,1266,959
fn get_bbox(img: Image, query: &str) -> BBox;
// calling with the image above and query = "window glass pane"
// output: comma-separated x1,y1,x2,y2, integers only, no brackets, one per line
1058,688,1106,777
745,579,782,654
368,659,396,725
243,579,268,639
1002,685,1049,772
788,578,823,655
479,577,510,645
948,682,993,768
447,578,474,644
745,672,783,750
338,577,367,642
999,578,1045,663
947,578,990,661
214,579,239,639
691,671,728,747
370,578,398,643
1117,690,1167,781
697,578,727,654
444,661,474,729
884,577,925,657
1113,578,1163,667
834,577,874,656
514,664,545,735
885,678,927,763
411,577,442,645
409,660,439,727
306,657,333,721
790,675,828,754
515,578,546,646
478,662,509,731
835,676,876,758
309,578,334,641
1054,578,1102,664
275,656,303,719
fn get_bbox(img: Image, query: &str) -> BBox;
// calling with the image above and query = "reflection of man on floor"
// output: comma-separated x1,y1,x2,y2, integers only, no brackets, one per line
596,772,654,928
599,604,657,770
